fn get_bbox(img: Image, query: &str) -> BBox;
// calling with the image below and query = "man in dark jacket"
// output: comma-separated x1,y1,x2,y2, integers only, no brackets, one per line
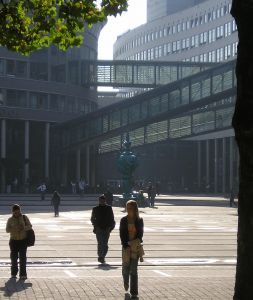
91,195,115,263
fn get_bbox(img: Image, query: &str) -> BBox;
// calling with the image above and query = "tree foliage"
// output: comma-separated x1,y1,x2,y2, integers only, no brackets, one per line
0,0,128,55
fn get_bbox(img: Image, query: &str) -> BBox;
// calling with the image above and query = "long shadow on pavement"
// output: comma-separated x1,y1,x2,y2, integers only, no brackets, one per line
0,278,32,297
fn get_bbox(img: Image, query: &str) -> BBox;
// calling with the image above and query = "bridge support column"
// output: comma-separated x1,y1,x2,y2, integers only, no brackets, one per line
76,148,81,183
90,145,96,189
206,140,210,193
214,139,218,194
85,146,90,186
197,141,201,191
1,119,6,193
45,123,50,179
222,138,226,194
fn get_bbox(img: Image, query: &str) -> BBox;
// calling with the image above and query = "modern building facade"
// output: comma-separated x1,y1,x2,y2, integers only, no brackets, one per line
114,0,237,64
147,0,207,22
95,0,239,194
0,23,103,192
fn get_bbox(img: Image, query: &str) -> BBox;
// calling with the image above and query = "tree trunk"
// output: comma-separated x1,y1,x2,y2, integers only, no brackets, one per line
231,1,253,299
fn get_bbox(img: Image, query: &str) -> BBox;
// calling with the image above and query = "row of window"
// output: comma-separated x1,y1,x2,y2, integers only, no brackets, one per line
0,89,96,114
124,20,237,61
125,40,237,64
187,42,238,63
0,46,96,84
99,103,234,153
115,2,232,57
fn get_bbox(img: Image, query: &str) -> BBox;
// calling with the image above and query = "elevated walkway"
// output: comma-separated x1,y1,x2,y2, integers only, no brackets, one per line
55,59,236,151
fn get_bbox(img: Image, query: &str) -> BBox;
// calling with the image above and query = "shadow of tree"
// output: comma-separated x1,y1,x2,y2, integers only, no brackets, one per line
0,278,32,297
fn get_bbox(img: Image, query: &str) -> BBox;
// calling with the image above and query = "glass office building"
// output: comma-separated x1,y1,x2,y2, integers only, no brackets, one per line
0,23,103,192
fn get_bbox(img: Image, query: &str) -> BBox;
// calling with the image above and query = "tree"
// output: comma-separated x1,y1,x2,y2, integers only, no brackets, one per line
0,0,128,55
231,0,253,299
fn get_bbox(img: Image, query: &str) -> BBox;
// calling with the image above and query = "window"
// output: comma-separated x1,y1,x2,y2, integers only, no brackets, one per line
176,41,181,51
6,60,15,75
167,43,171,53
30,92,48,109
172,42,177,53
191,36,195,47
232,20,237,32
0,59,4,74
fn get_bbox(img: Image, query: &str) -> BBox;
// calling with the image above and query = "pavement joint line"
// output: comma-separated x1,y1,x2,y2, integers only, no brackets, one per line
153,270,172,277
64,270,77,278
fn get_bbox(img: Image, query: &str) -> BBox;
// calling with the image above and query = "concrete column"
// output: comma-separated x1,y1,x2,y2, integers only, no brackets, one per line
197,141,201,190
91,145,96,188
214,139,218,194
24,121,30,183
222,138,226,194
206,139,210,191
1,119,6,192
76,148,81,182
62,154,67,185
85,146,90,185
45,123,50,179
229,136,234,191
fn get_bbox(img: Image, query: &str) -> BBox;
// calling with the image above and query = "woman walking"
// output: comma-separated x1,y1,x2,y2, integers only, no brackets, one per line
51,191,61,217
120,200,144,299
6,204,32,280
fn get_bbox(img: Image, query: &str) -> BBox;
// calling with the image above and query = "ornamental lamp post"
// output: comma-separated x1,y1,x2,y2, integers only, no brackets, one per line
117,133,138,206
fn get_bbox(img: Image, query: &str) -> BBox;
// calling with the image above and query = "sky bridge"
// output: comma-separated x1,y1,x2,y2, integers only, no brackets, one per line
55,59,236,153
81,59,217,88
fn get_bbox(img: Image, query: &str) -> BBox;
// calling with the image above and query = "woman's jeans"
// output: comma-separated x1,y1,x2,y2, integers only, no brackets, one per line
122,257,138,295
9,239,27,277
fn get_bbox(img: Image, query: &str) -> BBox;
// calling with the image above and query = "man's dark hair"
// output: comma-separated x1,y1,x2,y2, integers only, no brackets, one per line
12,204,20,211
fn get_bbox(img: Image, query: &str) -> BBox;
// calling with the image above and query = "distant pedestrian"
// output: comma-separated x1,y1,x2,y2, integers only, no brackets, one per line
37,183,46,200
120,200,144,299
229,189,236,207
150,185,156,207
12,177,18,193
147,182,152,205
91,195,115,263
79,179,85,196
51,191,61,217
104,189,113,206
71,181,77,194
6,204,32,280
156,181,161,195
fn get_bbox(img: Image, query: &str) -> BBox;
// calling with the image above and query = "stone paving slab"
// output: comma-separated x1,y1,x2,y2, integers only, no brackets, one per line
0,277,234,300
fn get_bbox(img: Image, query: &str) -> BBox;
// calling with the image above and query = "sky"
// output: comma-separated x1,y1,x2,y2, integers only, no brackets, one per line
98,0,147,60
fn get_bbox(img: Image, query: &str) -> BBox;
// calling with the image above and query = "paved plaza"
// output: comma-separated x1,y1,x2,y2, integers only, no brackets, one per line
0,194,237,299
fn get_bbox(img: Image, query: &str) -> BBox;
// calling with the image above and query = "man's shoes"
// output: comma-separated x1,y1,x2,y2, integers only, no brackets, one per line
131,295,138,299
98,257,105,263
124,283,129,291
19,276,27,280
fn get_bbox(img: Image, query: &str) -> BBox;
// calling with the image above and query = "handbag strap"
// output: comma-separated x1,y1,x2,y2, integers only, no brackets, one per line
22,215,27,225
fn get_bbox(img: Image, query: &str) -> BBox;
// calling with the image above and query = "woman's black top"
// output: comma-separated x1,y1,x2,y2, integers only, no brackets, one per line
120,216,144,249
